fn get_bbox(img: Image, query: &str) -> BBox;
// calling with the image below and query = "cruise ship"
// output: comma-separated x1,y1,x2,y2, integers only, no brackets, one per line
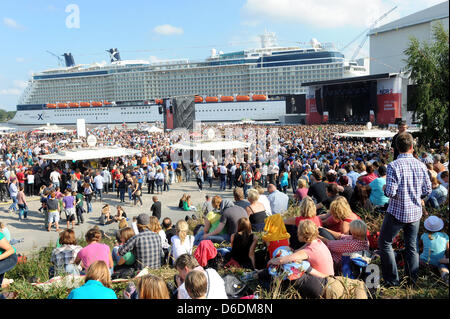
9,32,368,125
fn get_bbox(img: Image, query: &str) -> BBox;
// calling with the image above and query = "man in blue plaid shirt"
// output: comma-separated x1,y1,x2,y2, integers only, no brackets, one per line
379,132,432,287
118,213,163,270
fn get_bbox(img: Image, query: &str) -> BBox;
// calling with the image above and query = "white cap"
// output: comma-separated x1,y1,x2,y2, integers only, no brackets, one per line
424,216,444,232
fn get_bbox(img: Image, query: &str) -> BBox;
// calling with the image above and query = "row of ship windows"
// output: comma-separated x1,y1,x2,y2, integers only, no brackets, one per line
196,108,264,112
55,113,108,117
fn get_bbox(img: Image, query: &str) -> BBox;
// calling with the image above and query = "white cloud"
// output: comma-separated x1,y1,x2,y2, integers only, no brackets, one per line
3,17,25,30
241,0,402,29
16,57,25,63
0,80,28,96
153,24,184,36
13,80,28,89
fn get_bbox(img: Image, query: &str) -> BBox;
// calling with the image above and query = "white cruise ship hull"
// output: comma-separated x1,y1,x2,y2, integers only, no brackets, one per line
9,100,286,125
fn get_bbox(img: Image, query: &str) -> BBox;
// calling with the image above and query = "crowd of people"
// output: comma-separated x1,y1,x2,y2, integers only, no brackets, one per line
0,121,449,298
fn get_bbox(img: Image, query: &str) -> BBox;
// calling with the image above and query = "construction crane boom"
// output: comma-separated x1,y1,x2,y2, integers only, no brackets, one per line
342,6,397,58
46,50,64,67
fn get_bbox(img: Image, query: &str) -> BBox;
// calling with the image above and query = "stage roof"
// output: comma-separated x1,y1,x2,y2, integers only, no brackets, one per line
39,147,141,161
171,139,251,151
334,129,396,138
301,73,395,87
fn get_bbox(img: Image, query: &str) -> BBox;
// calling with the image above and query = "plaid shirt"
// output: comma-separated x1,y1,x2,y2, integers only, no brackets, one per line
118,230,162,270
51,245,82,270
327,235,369,264
385,153,432,223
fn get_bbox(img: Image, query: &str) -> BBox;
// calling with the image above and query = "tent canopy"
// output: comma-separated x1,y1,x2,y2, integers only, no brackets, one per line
171,139,251,151
334,129,396,138
39,146,141,161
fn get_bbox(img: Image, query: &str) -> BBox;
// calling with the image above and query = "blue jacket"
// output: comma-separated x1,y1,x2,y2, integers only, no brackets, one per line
67,280,117,299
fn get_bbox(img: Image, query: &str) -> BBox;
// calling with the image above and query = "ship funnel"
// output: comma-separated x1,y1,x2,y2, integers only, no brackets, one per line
107,48,122,62
63,53,76,67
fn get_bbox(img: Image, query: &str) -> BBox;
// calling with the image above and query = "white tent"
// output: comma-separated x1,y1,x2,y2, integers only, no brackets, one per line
39,140,50,145
171,139,251,151
39,146,141,161
145,126,163,133
334,129,396,138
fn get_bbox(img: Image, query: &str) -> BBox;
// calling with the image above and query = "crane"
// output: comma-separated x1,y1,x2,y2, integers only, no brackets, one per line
341,6,397,60
46,50,64,67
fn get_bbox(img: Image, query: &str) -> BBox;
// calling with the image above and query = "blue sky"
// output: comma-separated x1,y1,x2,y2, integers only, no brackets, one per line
0,0,445,110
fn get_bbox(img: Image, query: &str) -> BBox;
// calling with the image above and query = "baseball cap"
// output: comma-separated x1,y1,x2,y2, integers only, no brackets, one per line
137,213,150,226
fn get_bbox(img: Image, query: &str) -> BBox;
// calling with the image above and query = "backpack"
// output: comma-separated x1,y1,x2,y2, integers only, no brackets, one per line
222,274,250,299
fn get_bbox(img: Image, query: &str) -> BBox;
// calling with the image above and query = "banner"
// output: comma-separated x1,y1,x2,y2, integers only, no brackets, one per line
376,77,402,125
305,86,323,124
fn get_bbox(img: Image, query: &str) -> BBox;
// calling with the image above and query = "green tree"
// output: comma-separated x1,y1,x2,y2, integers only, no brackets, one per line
404,22,449,147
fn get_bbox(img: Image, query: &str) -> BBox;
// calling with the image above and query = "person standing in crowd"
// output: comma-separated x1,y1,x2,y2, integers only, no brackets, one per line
219,162,227,191
195,165,204,192
16,186,28,221
25,169,35,197
93,171,104,202
379,132,432,287
117,174,127,203
0,171,8,202
151,196,162,221
62,190,76,229
147,165,155,194
47,192,61,232
102,167,111,195
267,184,289,214
391,120,407,161
8,178,18,214
155,168,165,195
50,168,61,189
206,163,214,189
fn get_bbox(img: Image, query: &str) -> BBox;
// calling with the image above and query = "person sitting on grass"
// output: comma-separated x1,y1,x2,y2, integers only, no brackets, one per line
67,260,117,299
0,226,17,289
318,219,370,268
185,270,208,299
136,274,171,299
50,229,83,277
170,220,195,263
225,217,258,270
318,196,361,240
149,216,170,262
74,228,114,275
111,227,136,278
419,216,449,285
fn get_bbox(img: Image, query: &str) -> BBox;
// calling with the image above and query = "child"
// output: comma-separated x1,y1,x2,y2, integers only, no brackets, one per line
420,216,449,284
100,204,113,225
184,270,208,299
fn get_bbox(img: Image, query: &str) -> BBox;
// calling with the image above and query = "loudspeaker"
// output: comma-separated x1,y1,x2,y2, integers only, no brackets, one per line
315,88,323,115
158,106,163,114
172,96,195,130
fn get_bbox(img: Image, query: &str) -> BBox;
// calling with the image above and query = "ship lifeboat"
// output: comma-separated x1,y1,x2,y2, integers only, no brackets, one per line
205,96,219,103
236,95,250,102
220,96,234,102
252,94,267,101
69,102,79,108
46,103,57,108
57,103,68,108
103,101,112,106
155,99,164,105
194,96,203,103
80,102,91,107
91,101,103,107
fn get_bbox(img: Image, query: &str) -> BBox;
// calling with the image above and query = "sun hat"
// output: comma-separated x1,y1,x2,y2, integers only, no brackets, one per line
424,216,444,232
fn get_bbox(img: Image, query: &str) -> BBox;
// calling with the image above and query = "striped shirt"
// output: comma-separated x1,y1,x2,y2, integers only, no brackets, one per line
385,153,432,223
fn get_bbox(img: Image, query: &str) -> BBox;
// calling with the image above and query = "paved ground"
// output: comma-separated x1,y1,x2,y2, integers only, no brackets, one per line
0,179,238,256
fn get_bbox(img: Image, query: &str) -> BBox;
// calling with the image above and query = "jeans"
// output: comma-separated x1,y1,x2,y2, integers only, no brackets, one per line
128,188,133,200
164,182,169,192
196,178,203,190
378,213,420,286
18,204,28,220
156,180,163,193
119,189,126,202
194,227,230,246
9,196,18,212
220,175,227,190
206,176,213,188
0,253,18,285
96,188,103,201
148,180,155,194
262,175,267,188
